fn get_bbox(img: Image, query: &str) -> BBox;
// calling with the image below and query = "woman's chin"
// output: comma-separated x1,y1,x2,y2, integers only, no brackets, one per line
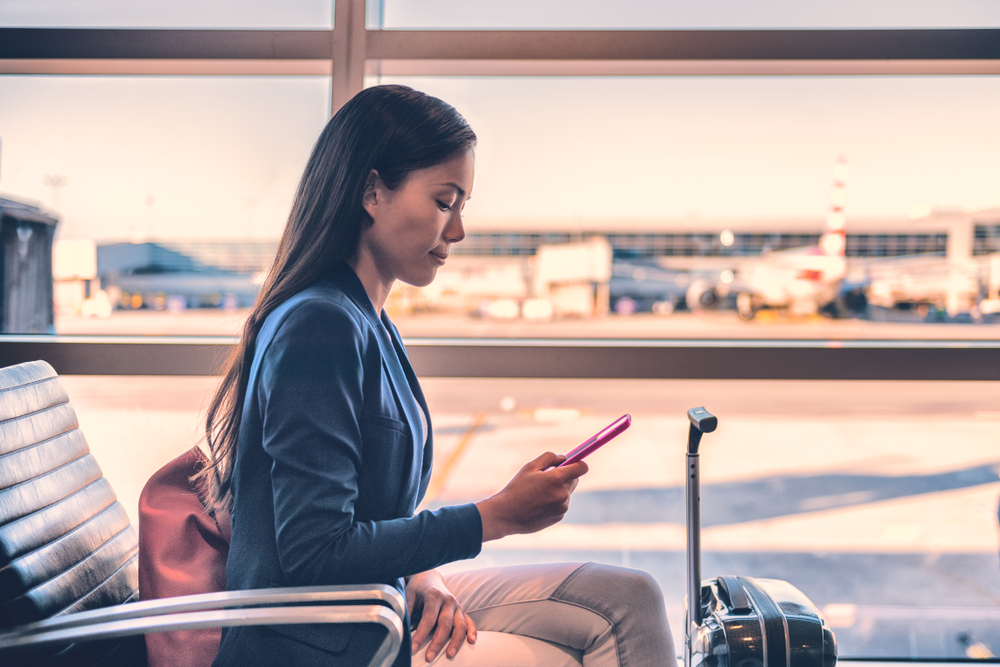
401,269,438,289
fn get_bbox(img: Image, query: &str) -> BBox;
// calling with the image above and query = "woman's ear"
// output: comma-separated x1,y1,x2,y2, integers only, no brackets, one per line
362,169,381,218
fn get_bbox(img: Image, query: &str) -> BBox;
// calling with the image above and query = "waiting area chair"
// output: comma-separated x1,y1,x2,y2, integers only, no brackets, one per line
0,360,404,667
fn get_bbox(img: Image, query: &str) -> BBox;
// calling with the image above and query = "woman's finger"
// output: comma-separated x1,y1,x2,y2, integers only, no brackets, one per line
424,600,457,662
531,451,562,470
411,609,434,655
411,592,444,654
443,607,470,659
552,459,589,482
466,611,478,644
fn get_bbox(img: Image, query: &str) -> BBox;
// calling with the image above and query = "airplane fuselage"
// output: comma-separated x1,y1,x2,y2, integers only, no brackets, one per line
736,248,847,315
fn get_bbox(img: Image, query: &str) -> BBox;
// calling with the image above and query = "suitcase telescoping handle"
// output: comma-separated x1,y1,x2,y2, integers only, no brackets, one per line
686,407,717,630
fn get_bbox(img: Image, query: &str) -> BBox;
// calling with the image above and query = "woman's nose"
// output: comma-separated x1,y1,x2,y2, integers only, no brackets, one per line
446,212,465,244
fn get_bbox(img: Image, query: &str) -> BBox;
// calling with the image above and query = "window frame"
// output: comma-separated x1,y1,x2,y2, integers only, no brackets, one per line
0,335,998,379
1,0,999,378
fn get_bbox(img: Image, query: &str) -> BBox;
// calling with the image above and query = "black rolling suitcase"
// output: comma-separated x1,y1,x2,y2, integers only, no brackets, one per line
684,407,838,667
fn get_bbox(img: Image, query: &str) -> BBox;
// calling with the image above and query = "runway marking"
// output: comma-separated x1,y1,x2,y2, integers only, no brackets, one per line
421,410,487,508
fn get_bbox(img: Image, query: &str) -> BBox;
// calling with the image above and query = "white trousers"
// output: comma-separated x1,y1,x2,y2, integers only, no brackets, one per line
412,562,676,667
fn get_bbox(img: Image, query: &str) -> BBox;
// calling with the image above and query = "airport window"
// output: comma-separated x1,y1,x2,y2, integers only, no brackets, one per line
974,224,1000,255
0,75,330,332
3,16,999,341
455,230,950,260
2,11,1000,663
848,233,949,258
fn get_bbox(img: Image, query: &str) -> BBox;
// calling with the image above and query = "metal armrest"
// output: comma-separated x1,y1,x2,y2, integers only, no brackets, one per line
0,585,406,667
4,584,405,634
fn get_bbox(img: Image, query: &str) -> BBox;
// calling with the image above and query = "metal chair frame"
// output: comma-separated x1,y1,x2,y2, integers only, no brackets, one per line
0,563,406,667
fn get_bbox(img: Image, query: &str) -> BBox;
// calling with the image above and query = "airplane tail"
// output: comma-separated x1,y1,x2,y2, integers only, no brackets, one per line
820,156,848,257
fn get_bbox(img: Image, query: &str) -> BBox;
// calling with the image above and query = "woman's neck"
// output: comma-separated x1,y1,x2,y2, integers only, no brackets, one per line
347,251,392,313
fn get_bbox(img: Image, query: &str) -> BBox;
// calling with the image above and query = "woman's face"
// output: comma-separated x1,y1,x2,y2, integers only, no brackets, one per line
358,149,474,290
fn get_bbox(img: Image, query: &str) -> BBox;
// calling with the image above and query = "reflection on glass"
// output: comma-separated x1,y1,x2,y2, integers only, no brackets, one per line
68,374,1000,658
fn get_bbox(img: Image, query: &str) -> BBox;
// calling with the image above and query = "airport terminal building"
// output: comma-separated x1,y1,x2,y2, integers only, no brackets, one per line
94,208,999,310
456,209,999,266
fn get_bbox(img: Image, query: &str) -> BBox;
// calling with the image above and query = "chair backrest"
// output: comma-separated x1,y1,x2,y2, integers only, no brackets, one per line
0,360,140,665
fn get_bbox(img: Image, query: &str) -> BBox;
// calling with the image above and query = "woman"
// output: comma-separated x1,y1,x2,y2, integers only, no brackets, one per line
202,84,674,667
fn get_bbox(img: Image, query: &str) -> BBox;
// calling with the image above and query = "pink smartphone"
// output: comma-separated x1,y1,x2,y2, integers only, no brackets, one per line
556,414,632,467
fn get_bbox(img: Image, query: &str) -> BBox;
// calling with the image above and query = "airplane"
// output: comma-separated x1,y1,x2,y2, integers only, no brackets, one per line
728,157,851,320
859,208,1000,320
609,259,709,315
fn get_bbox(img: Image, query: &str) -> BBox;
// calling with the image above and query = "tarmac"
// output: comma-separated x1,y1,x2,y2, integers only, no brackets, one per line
55,306,1000,340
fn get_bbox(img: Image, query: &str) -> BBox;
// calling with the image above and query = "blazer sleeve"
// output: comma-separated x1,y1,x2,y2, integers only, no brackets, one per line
257,298,482,586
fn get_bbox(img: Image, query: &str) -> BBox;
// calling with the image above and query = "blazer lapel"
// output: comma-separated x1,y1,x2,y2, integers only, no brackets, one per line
327,263,425,514
375,324,424,514
384,318,434,502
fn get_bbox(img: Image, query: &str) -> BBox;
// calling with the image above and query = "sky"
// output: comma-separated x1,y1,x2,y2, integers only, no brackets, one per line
0,1,998,241
0,76,331,240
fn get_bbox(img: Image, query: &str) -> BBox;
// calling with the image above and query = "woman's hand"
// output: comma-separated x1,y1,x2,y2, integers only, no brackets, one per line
406,570,476,662
476,451,588,542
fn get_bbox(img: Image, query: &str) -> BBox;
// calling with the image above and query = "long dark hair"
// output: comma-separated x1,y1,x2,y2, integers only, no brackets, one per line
200,85,477,511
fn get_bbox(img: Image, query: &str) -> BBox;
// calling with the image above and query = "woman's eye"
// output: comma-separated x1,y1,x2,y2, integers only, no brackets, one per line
437,200,453,212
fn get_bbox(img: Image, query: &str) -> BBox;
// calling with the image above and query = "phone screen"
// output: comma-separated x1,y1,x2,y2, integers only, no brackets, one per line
556,414,631,468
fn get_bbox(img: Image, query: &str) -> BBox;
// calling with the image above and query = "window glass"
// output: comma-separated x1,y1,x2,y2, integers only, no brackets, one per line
69,374,1000,659
0,75,329,333
6,74,1000,337
0,0,333,28
374,0,1000,30
371,75,1000,340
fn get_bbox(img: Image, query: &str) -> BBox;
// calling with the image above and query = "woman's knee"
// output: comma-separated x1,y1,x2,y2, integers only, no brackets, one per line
596,564,665,609
557,562,667,619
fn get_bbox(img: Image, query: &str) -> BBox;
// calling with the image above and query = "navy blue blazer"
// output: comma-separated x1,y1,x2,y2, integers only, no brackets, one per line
215,263,482,667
